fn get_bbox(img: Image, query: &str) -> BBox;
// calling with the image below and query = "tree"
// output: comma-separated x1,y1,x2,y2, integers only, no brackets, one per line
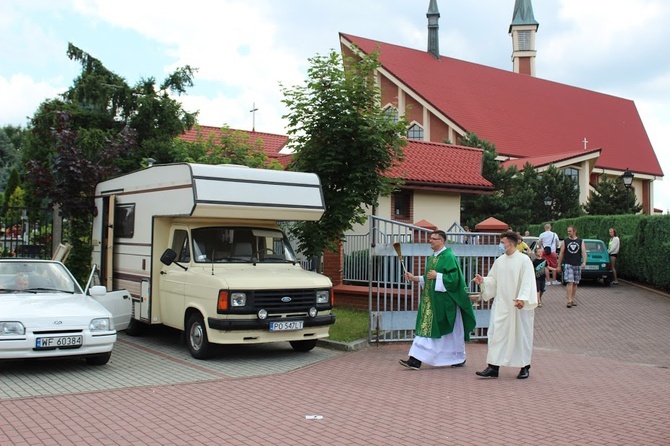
583,177,642,215
281,49,408,256
459,133,582,230
170,125,283,170
0,129,18,191
21,43,198,280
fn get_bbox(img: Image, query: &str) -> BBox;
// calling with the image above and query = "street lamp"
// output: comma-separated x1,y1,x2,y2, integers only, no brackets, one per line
544,196,553,207
622,168,634,188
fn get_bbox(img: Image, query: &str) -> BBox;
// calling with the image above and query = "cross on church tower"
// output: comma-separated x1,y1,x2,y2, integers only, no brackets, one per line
582,137,588,150
250,102,259,132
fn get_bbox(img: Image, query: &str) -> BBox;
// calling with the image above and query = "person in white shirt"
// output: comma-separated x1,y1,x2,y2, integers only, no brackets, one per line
608,228,620,285
538,223,560,285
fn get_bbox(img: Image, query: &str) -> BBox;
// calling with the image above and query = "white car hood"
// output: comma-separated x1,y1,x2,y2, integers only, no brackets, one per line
3,293,112,326
190,264,332,289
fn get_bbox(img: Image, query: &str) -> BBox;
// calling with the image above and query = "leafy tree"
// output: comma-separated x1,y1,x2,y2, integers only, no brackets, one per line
583,177,642,215
281,49,408,256
2,168,20,216
21,43,198,280
170,125,283,169
459,133,582,230
0,129,18,191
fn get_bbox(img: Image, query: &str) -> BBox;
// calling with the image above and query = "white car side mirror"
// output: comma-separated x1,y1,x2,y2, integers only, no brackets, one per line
89,285,108,297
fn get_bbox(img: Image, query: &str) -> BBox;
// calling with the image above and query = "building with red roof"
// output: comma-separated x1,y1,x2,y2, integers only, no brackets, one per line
340,0,663,215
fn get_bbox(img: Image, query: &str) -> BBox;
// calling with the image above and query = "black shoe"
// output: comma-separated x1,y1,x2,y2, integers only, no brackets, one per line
517,365,531,379
451,360,466,368
399,357,421,370
475,366,499,378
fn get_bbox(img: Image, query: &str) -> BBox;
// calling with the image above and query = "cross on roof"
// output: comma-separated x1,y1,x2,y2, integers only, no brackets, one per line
582,137,588,150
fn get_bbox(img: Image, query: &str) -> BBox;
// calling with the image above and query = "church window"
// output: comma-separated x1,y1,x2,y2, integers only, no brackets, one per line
407,124,424,141
562,167,579,188
383,106,399,123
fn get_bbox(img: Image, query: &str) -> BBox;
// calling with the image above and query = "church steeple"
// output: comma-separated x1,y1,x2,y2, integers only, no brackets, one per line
509,0,539,76
427,0,440,60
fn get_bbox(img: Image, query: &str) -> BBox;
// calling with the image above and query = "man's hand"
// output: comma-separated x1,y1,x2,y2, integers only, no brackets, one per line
472,274,483,285
513,299,525,309
426,270,437,280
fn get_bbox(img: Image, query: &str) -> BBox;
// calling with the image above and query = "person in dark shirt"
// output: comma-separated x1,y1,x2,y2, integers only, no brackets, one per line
556,225,587,308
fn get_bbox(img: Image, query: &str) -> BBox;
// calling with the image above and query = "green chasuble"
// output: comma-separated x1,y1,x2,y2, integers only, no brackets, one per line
415,248,477,341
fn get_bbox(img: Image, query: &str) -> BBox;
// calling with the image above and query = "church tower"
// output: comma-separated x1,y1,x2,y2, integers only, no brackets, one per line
427,0,440,60
509,0,539,76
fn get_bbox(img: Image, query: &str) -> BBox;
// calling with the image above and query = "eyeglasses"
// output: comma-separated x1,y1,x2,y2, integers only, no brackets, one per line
429,237,441,241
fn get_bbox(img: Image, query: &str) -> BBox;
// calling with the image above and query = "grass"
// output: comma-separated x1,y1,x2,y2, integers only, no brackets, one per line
328,307,369,343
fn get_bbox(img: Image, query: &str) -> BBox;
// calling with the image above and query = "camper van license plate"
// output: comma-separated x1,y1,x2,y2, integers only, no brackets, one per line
270,321,304,332
36,336,83,349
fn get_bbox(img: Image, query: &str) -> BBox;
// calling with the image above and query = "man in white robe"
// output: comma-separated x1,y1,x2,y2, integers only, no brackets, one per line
473,230,538,379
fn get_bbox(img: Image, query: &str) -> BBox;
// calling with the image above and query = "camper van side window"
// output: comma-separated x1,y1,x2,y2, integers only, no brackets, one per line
114,204,135,238
172,230,190,262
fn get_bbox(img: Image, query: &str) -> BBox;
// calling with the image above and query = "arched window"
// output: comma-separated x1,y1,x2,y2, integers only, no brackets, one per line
407,124,424,141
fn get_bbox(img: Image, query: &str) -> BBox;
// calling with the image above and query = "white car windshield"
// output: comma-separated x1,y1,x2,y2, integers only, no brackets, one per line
0,261,79,293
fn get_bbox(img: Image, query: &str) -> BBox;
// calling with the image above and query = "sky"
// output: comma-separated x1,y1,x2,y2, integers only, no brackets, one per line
1,0,669,211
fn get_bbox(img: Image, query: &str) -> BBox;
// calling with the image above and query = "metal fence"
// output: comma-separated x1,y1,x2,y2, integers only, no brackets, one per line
342,216,501,342
1,206,57,259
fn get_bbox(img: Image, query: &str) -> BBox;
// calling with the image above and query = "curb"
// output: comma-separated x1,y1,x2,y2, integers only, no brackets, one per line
317,338,370,352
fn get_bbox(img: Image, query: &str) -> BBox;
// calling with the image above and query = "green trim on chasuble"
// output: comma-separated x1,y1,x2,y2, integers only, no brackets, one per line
415,248,477,341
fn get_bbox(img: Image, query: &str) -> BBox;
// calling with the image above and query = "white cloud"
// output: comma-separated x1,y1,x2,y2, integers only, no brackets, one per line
0,74,64,126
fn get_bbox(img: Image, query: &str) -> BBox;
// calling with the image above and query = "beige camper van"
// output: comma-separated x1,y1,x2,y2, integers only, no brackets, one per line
91,163,334,359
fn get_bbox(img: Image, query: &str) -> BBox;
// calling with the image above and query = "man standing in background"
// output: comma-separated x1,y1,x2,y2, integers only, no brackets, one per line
556,226,587,308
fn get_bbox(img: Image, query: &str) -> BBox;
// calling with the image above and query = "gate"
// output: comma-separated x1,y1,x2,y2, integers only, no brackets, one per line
1,206,58,259
343,216,499,343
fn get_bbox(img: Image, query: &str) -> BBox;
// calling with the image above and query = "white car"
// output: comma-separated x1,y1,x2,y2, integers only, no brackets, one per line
0,259,127,365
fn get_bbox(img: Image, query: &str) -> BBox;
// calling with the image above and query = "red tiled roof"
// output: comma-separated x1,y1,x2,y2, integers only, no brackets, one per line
475,216,509,231
388,140,493,190
501,148,601,171
341,33,663,178
180,125,289,157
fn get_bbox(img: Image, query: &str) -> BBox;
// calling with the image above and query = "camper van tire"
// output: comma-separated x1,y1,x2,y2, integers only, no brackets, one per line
186,313,213,359
289,339,318,352
125,319,144,337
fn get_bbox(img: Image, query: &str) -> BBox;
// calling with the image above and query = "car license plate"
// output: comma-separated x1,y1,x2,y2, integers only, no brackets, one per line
36,336,83,349
270,321,304,332
583,265,599,270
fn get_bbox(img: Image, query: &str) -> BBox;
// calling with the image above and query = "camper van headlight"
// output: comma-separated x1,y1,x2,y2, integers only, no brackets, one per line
309,307,318,318
316,290,329,304
231,293,247,307
257,309,268,320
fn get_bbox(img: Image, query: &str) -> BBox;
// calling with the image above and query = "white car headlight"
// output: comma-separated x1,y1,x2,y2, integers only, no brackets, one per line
316,290,330,304
90,318,113,332
231,292,247,307
1,321,26,335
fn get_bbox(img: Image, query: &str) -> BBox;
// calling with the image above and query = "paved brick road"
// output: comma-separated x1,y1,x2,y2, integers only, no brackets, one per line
1,280,669,445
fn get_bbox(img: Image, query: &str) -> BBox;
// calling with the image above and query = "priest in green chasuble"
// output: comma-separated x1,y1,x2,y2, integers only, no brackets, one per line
399,230,477,370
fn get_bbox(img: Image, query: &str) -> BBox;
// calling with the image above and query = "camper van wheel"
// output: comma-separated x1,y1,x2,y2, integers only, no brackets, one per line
186,313,213,359
289,339,318,352
125,319,144,337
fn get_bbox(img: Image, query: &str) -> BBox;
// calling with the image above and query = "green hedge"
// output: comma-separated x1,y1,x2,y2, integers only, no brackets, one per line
528,214,670,291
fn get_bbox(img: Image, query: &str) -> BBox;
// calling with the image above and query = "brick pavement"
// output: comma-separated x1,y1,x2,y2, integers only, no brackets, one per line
1,280,669,445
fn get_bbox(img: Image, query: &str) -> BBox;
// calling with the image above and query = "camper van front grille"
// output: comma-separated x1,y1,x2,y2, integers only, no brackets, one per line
252,289,317,313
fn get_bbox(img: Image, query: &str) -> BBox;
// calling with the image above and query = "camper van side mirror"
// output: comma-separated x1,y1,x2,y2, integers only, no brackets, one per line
160,249,177,266
160,249,188,271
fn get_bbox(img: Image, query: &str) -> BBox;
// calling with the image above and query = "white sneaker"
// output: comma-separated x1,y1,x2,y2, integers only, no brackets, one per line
552,280,561,285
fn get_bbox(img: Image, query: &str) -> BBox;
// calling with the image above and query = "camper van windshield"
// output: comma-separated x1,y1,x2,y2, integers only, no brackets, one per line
191,227,297,263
